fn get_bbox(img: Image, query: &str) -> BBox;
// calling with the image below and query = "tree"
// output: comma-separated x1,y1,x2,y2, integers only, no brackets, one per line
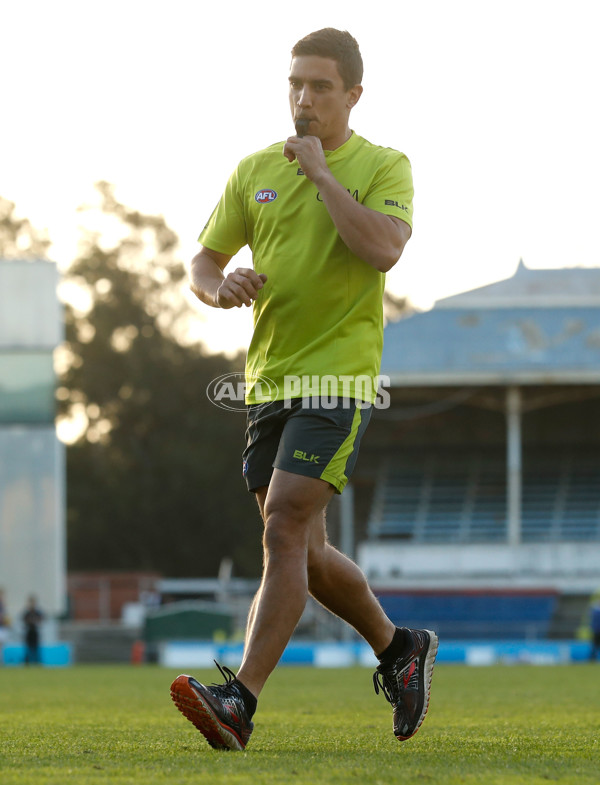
61,183,262,577
0,196,50,259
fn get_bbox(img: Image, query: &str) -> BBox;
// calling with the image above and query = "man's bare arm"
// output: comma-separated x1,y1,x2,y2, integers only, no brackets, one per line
311,174,411,272
283,135,411,273
190,247,267,309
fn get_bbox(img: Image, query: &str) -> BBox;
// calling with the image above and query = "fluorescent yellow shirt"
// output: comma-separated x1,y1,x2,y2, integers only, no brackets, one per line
199,131,413,404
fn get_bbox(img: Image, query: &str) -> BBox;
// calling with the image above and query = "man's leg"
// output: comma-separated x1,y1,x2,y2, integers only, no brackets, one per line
170,470,322,753
253,485,395,655
306,523,396,654
252,475,437,743
235,469,335,696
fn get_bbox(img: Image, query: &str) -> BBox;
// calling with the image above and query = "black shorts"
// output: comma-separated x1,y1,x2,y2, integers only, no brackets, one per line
242,397,372,494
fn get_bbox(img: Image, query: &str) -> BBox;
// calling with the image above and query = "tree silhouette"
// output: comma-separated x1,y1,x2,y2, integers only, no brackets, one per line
59,183,262,577
0,196,50,259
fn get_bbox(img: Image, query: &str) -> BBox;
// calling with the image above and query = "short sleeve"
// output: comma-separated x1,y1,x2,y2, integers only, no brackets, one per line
362,153,414,228
198,166,248,255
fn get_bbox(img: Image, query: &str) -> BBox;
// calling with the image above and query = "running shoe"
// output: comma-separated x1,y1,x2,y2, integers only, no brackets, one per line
373,628,438,741
170,662,254,751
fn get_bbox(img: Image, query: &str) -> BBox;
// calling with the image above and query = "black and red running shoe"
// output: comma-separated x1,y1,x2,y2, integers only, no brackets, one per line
170,662,254,751
373,628,439,741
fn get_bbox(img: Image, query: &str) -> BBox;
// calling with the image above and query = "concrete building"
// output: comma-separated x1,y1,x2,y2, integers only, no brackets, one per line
0,260,66,626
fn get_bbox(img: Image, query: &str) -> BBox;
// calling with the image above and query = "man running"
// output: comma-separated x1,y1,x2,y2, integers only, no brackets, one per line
170,27,438,750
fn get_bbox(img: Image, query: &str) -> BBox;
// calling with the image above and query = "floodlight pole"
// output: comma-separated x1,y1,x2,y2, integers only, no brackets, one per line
506,385,523,546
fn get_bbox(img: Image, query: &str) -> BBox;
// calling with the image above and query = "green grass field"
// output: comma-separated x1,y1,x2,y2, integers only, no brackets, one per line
1,663,599,784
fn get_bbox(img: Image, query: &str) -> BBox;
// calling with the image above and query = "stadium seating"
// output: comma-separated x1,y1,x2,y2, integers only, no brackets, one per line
374,590,559,640
368,450,600,543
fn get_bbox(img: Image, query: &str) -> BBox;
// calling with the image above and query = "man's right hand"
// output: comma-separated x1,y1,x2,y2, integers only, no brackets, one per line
216,268,268,309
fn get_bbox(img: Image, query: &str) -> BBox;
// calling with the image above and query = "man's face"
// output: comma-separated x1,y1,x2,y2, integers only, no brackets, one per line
288,55,362,149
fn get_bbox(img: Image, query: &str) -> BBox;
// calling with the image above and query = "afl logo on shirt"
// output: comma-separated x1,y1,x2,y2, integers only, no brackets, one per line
255,189,278,204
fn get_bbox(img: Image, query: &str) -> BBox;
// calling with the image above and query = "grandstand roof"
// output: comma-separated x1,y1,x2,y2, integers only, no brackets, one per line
435,259,600,309
382,261,600,385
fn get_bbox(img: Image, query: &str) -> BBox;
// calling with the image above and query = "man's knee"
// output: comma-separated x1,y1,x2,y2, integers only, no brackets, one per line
261,471,332,562
264,470,333,519
262,509,310,560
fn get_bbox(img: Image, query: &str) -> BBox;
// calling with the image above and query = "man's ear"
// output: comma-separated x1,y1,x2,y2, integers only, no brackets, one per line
347,84,363,109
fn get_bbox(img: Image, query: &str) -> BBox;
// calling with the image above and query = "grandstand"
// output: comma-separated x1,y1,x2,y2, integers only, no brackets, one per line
368,448,600,544
356,261,600,640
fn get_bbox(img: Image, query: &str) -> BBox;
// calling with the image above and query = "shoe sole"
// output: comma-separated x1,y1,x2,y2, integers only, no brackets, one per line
170,675,246,751
396,629,439,741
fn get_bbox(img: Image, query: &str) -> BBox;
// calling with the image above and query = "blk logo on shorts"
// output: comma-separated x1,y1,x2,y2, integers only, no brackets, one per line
255,189,277,204
293,449,320,464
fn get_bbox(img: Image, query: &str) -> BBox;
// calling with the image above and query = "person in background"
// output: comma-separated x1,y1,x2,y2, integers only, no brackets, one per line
590,599,600,661
0,589,9,663
22,595,44,665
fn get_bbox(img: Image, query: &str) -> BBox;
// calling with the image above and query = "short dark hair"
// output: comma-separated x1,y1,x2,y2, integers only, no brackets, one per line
291,28,363,90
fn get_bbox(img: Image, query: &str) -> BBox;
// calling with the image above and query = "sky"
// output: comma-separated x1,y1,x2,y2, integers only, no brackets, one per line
2,0,600,354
